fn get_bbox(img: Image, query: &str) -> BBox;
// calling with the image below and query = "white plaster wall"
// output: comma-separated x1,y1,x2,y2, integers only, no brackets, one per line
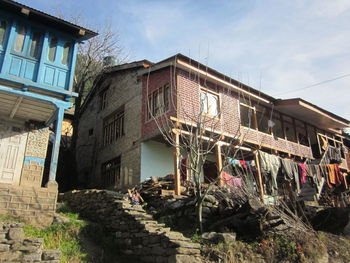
140,141,173,182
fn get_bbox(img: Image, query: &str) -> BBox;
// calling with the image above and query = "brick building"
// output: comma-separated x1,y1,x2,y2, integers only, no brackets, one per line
77,54,350,201
0,0,96,225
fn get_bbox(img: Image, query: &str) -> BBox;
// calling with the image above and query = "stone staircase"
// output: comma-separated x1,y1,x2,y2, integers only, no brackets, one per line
62,190,203,263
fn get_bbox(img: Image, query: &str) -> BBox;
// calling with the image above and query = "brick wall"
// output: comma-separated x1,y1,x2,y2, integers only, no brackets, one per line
0,183,57,226
164,68,313,158
240,127,313,157
142,67,176,138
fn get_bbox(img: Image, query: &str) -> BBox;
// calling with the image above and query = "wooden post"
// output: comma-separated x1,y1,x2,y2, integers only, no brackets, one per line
216,143,223,186
254,151,264,202
173,131,181,195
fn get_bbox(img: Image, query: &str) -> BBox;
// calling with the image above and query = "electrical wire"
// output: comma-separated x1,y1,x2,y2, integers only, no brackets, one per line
274,73,350,96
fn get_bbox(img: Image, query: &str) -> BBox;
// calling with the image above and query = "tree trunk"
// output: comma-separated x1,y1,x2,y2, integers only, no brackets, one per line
70,82,84,189
196,198,203,233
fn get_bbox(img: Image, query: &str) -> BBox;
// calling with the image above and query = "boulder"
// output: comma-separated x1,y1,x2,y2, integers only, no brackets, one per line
202,232,236,243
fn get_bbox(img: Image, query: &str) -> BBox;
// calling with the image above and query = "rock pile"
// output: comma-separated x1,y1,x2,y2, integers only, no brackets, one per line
0,222,60,263
62,189,203,263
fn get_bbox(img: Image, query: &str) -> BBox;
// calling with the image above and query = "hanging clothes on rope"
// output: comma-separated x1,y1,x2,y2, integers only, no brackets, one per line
258,150,280,195
281,159,300,193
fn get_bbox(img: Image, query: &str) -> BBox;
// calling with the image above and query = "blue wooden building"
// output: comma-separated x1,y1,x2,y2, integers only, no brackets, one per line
0,0,96,223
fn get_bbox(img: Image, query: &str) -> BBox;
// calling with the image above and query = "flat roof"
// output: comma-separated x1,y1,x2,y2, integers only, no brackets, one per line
1,0,97,40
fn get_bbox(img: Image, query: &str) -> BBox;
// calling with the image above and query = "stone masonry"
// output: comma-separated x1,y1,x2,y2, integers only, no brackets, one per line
62,189,203,263
0,222,60,263
21,129,50,188
0,183,57,227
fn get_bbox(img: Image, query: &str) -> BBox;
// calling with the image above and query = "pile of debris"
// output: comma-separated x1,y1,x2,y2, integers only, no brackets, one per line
134,176,307,240
137,175,176,198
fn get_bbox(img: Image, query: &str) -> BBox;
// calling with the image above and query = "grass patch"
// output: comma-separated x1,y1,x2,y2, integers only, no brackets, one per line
24,204,89,263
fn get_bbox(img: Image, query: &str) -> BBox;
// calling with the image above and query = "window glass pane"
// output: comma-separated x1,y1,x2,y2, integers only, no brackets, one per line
256,105,269,133
283,116,296,142
29,31,42,58
0,21,7,46
48,37,57,62
295,120,308,146
200,91,219,116
208,93,218,116
240,104,255,128
62,42,71,65
200,92,208,113
164,85,170,111
14,25,26,52
272,112,284,138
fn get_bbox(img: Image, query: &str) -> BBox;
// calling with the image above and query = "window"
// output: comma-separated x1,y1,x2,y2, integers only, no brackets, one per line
48,37,57,62
240,103,257,129
29,31,42,58
100,89,108,110
62,42,71,65
0,20,7,47
295,120,308,146
88,128,94,136
14,25,26,52
283,116,296,142
200,90,219,116
103,107,125,146
271,112,284,138
101,156,121,188
13,24,43,59
255,105,269,133
147,84,170,119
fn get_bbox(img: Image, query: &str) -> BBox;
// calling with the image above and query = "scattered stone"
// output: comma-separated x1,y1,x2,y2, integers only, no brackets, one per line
202,231,236,243
41,250,61,260
8,228,24,240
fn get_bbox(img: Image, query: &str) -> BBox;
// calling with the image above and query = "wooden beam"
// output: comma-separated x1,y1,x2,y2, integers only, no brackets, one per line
216,143,223,186
9,96,23,119
21,8,30,15
171,128,252,152
173,131,181,195
254,151,264,202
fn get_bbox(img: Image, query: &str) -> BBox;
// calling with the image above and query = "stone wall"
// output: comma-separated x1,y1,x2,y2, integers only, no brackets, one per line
21,128,50,188
77,69,143,189
0,222,60,263
62,189,203,263
0,183,57,226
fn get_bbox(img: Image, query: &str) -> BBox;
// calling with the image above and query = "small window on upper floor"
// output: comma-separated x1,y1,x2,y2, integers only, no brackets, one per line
62,42,71,65
200,90,219,117
29,31,42,58
48,37,58,62
14,25,26,52
0,20,7,47
240,103,257,129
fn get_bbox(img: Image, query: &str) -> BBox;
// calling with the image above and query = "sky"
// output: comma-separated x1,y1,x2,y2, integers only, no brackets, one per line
19,0,350,121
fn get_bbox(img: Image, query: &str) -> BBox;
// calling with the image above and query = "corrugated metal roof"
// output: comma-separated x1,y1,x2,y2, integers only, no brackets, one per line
1,0,97,40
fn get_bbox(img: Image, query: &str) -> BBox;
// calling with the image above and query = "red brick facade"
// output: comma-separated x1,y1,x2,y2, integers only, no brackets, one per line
142,67,177,138
141,64,344,160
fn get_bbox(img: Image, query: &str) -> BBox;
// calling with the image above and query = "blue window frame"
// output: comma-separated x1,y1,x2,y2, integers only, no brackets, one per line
0,20,7,48
61,42,71,65
48,37,57,62
12,24,43,59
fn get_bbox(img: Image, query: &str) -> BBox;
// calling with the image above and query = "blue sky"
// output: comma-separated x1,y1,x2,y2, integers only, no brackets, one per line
20,0,350,121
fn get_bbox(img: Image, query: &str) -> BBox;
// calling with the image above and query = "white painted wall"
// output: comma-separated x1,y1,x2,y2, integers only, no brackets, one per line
140,141,173,182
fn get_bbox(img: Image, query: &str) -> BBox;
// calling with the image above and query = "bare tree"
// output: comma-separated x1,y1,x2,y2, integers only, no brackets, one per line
71,25,127,153
145,57,262,233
